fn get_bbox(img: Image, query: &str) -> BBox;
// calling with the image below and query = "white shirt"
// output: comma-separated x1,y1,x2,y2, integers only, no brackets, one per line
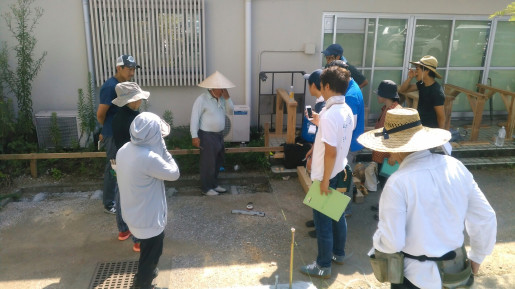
310,96,354,181
190,92,234,138
373,150,497,289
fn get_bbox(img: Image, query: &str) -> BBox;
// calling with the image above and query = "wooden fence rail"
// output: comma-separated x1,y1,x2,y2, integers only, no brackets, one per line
0,146,284,178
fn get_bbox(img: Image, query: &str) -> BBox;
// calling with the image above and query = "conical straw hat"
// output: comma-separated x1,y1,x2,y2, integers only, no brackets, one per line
357,108,450,152
198,71,236,89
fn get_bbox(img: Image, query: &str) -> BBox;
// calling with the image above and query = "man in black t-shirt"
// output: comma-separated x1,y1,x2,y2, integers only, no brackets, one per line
399,55,445,129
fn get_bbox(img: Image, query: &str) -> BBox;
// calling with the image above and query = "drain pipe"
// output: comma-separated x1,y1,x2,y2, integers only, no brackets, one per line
245,0,252,113
82,0,96,99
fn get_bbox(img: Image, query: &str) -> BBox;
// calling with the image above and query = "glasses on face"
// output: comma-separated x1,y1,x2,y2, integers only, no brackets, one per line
325,56,336,63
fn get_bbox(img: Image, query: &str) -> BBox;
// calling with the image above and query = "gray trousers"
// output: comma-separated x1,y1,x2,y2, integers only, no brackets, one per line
102,136,117,207
198,130,224,193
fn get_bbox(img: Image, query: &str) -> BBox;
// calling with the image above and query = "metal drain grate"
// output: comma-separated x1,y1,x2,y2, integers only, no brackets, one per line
89,260,138,289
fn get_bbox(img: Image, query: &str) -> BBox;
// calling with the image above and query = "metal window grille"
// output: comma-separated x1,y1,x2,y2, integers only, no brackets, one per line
89,0,205,87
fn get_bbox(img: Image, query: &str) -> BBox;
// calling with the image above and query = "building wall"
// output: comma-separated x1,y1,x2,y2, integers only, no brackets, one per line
0,0,511,127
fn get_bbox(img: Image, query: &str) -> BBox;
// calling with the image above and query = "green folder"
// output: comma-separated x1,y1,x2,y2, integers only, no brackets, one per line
303,180,351,221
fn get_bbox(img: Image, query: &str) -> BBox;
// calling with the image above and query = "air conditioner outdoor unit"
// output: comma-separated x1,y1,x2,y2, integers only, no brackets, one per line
35,110,85,149
223,105,250,142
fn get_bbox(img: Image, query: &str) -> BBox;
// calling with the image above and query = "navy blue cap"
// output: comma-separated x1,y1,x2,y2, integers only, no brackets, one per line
321,44,344,57
303,69,322,90
374,80,399,99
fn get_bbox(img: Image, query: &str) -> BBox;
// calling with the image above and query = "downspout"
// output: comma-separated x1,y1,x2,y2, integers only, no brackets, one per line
245,0,251,111
82,0,96,99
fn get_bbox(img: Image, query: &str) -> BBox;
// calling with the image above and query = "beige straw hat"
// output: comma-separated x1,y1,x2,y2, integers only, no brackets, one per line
409,55,442,79
198,71,236,89
357,108,450,152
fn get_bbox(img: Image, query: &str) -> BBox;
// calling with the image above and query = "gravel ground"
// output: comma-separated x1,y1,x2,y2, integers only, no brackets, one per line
0,168,513,289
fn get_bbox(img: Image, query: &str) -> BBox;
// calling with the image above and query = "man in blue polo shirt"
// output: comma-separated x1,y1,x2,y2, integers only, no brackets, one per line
97,55,140,214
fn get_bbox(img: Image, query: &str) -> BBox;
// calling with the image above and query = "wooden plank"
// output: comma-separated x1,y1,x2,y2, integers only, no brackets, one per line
458,141,492,146
0,146,285,160
275,89,284,135
296,166,311,194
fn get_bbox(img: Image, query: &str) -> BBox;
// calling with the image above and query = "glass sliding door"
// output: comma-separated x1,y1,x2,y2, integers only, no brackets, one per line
322,13,514,120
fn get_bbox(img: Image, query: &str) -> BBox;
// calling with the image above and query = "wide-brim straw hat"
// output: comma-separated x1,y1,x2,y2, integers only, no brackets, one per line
357,108,450,152
409,55,442,79
113,82,150,107
198,71,236,89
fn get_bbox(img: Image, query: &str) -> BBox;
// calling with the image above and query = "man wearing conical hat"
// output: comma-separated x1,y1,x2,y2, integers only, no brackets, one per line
399,55,446,129
190,71,235,196
358,108,496,289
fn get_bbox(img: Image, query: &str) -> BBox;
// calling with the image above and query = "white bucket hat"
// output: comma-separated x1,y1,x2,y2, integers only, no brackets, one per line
357,108,450,152
197,71,236,89
112,82,150,107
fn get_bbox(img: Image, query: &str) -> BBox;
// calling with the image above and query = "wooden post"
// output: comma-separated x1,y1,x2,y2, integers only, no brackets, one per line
276,88,297,144
30,159,37,178
443,85,461,130
476,83,515,140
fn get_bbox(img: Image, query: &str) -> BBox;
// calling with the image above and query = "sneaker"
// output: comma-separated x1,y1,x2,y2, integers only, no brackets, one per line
133,242,141,252
214,186,227,193
118,230,132,241
308,230,317,238
104,204,116,215
370,204,379,212
299,261,331,279
202,189,219,196
305,220,315,228
332,255,345,265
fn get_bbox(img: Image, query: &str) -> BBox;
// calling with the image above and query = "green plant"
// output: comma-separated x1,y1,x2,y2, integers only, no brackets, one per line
49,167,63,180
162,110,174,129
0,0,47,142
491,2,515,20
77,73,96,146
49,112,62,150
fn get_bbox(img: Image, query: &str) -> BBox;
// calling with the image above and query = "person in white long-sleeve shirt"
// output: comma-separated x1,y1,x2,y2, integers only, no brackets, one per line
190,71,234,196
357,108,496,289
116,112,180,289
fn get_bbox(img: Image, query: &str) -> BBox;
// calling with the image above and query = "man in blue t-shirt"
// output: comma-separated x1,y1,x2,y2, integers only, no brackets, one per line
96,55,140,214
322,43,369,89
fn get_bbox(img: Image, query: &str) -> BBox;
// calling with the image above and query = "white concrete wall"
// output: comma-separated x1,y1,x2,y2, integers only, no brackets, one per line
0,0,512,126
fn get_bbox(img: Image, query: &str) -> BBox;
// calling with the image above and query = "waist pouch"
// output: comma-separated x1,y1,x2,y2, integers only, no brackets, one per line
438,246,473,289
369,250,404,284
404,245,473,289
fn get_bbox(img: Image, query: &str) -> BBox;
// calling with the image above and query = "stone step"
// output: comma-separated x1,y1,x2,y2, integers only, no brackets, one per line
460,156,515,167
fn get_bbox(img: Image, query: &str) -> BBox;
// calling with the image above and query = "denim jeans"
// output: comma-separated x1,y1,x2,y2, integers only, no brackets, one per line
115,184,139,243
102,136,117,207
313,170,347,268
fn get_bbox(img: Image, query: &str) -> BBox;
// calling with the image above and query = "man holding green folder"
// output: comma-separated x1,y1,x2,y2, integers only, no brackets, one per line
299,66,354,279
